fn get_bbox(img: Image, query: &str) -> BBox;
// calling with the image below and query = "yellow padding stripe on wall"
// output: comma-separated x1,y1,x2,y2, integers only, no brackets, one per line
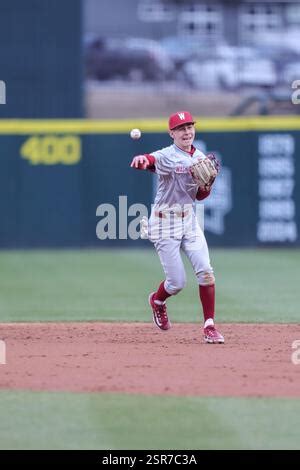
0,116,299,133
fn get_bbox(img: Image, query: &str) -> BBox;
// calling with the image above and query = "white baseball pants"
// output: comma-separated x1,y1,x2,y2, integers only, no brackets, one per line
153,232,214,295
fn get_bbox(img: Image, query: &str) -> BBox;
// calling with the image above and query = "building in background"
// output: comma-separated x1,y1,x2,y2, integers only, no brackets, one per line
86,0,300,45
84,0,300,118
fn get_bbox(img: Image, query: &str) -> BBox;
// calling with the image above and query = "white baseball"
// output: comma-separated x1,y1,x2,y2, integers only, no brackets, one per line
130,128,141,140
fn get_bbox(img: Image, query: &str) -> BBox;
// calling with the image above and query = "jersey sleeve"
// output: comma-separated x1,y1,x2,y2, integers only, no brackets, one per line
144,154,156,172
150,149,174,175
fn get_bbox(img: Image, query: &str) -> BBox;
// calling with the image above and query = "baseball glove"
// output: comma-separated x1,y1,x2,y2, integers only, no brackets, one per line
189,154,220,190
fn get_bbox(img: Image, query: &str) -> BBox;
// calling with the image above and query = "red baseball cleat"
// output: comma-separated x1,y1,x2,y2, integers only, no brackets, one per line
204,325,224,344
149,292,171,331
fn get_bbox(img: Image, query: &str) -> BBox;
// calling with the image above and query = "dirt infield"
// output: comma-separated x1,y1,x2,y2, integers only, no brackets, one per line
0,322,299,397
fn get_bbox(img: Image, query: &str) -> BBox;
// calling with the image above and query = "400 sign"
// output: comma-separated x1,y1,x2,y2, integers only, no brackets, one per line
20,135,81,165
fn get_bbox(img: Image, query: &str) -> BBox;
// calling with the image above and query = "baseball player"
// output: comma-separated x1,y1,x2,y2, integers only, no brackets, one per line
130,111,224,344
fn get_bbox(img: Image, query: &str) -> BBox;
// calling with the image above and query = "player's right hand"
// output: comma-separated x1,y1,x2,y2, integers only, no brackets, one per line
130,155,149,170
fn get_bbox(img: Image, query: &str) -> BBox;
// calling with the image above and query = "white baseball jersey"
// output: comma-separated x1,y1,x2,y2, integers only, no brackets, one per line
151,144,206,207
148,144,206,242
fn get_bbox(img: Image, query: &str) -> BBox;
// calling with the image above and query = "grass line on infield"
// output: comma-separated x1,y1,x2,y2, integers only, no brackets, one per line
0,248,299,323
0,390,299,450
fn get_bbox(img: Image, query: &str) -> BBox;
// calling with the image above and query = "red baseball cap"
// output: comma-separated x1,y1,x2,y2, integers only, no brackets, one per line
168,111,195,130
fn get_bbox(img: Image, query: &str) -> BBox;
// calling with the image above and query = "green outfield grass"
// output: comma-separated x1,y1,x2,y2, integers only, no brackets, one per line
0,390,299,450
0,248,299,323
0,248,299,450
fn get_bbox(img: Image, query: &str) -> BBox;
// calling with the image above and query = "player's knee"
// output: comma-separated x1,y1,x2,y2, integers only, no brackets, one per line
166,275,186,295
175,276,187,292
198,270,215,286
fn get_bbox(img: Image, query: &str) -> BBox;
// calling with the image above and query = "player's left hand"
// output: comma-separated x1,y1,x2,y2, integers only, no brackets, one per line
189,154,220,190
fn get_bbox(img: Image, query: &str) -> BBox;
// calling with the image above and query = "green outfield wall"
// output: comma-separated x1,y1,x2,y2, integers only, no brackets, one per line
0,117,299,247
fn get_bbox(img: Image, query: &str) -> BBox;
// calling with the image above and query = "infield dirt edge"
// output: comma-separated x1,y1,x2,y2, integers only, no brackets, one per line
0,322,299,397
